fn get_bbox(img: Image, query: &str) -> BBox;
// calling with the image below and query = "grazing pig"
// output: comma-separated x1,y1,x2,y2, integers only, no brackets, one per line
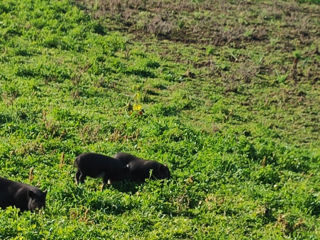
74,152,129,189
0,177,47,212
113,152,170,182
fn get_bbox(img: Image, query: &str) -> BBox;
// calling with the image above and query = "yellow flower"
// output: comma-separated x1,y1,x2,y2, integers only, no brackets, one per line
133,104,142,111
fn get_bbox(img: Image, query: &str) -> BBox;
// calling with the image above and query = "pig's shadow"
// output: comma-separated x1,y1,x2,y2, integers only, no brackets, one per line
110,181,142,194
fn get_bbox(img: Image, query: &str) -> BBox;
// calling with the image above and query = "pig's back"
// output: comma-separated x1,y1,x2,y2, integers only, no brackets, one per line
75,153,122,176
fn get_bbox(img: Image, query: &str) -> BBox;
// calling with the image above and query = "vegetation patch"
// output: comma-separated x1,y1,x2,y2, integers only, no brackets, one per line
0,0,319,239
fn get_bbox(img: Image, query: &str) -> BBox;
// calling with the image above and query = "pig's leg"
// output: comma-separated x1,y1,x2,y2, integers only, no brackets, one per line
101,175,110,191
76,171,86,184
75,170,81,184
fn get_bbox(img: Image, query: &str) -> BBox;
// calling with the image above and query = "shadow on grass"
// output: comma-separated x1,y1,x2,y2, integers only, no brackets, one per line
110,180,142,194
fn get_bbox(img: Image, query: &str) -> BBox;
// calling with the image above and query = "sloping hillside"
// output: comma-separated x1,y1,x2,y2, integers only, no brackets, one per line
0,0,319,239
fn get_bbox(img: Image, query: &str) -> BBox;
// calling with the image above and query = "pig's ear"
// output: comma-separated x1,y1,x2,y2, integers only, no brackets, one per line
28,190,36,199
43,190,47,196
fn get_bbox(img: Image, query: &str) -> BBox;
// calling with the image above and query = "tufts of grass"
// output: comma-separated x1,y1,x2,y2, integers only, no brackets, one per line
0,0,319,239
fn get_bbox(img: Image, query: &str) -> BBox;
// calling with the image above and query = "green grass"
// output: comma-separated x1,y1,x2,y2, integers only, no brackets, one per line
0,0,320,239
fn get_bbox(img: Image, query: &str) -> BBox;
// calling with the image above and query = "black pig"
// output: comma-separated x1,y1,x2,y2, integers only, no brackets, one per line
74,152,129,189
0,177,47,212
113,152,170,182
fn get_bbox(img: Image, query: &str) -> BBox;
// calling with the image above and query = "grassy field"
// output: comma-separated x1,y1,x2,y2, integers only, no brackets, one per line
0,0,320,239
